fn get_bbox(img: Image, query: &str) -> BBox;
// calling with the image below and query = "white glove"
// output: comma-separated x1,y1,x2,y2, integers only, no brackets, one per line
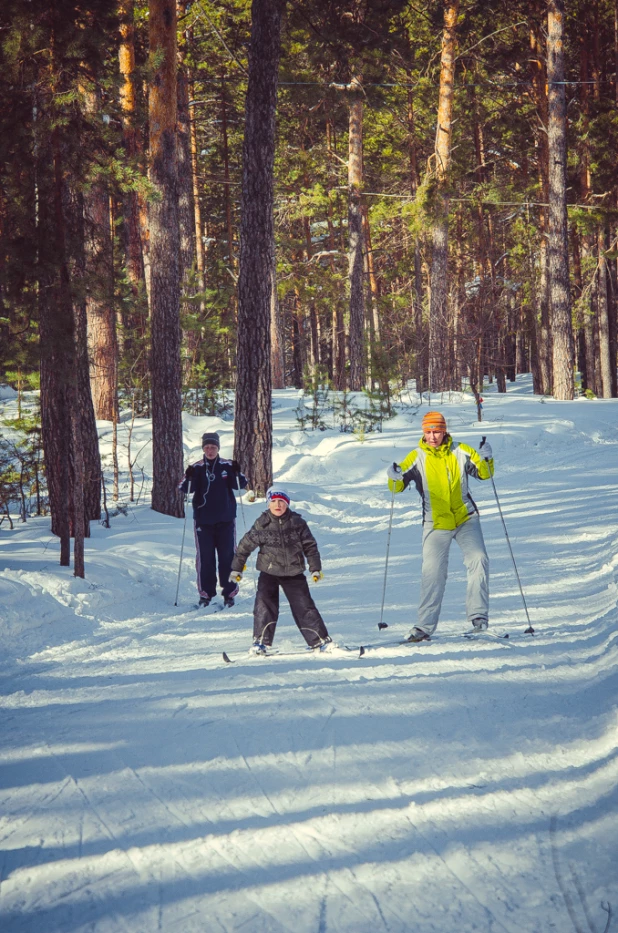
387,462,403,481
311,570,323,583
229,570,243,583
479,440,493,459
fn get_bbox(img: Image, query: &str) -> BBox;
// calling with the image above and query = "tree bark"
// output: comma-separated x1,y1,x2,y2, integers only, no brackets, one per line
118,0,146,304
547,0,575,399
347,76,365,390
530,16,552,394
428,0,459,392
407,78,425,394
148,0,184,515
597,226,613,397
177,1,196,309
83,115,117,423
234,0,285,495
270,236,285,388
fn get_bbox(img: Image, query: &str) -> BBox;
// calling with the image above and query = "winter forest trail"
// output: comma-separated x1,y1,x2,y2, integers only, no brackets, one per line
1,380,617,932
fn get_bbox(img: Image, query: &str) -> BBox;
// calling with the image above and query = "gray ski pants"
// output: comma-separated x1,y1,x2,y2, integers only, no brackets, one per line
417,514,489,635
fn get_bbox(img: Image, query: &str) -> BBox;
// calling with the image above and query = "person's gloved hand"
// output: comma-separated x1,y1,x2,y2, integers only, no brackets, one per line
387,462,402,481
229,570,243,583
185,465,195,479
311,571,323,583
230,460,241,475
479,440,493,459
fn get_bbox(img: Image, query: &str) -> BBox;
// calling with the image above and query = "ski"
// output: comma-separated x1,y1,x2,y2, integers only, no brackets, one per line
222,644,357,664
461,628,509,640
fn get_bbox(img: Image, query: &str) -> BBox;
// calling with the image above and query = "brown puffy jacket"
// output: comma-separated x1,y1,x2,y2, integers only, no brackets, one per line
231,509,321,577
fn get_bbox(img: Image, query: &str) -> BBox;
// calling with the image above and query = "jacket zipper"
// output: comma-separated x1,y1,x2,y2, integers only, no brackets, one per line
278,517,288,575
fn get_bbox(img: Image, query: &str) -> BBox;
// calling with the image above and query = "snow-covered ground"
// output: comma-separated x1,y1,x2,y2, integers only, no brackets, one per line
1,378,617,933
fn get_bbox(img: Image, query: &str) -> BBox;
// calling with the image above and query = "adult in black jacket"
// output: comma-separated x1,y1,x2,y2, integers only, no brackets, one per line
230,487,332,652
179,432,248,607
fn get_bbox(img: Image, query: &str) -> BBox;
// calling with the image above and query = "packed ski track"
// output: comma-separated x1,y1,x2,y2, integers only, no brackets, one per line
1,377,617,933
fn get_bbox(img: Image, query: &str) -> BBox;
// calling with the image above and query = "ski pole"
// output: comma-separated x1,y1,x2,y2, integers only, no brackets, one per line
174,485,191,607
379,487,396,629
481,436,534,634
236,470,257,594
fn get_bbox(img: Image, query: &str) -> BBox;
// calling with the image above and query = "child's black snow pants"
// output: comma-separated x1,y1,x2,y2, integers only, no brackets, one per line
253,571,329,648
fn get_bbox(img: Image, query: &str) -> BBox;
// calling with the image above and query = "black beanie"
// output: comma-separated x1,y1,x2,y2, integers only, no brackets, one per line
201,432,220,449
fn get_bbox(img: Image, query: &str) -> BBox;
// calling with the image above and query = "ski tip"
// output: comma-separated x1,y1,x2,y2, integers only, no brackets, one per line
503,633,509,639
222,652,232,663
359,645,365,657
378,622,389,630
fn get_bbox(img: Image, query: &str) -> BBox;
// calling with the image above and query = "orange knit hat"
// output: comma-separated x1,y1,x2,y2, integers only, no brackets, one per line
421,411,447,433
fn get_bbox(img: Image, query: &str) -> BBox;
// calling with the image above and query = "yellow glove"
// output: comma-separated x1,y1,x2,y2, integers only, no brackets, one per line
311,571,323,583
229,571,243,583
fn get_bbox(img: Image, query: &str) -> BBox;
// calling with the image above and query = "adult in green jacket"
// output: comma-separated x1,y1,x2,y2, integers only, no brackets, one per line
387,411,494,642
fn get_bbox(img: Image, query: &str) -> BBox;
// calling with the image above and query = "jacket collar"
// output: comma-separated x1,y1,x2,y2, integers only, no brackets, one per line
419,434,453,456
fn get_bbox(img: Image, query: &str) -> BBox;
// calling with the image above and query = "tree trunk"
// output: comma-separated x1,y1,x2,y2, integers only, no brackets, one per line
597,226,613,397
270,237,285,388
148,0,184,516
530,17,552,394
428,0,459,392
84,166,117,422
69,187,102,525
234,0,285,495
407,79,425,394
547,0,575,399
118,0,146,303
347,76,365,390
118,0,148,405
177,1,196,307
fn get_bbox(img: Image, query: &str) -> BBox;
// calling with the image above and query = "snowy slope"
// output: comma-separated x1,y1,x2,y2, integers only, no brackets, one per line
1,378,617,933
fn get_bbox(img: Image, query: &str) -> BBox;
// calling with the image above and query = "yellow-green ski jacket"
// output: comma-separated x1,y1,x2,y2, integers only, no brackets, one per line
388,435,494,530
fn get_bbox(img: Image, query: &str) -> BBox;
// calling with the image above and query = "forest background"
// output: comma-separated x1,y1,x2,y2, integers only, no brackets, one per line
1,0,617,576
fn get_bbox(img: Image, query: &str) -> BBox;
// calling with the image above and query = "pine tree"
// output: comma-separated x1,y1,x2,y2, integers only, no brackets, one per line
234,0,286,495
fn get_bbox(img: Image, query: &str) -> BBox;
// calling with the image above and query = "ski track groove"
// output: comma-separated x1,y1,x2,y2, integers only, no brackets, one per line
403,810,513,933
3,388,618,931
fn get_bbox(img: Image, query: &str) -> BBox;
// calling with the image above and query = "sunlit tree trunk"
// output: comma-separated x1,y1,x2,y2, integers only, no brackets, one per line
118,0,145,303
347,76,365,390
428,0,459,392
177,1,196,314
547,0,574,399
234,0,285,495
148,0,184,516
530,17,552,394
82,87,117,423
597,226,613,397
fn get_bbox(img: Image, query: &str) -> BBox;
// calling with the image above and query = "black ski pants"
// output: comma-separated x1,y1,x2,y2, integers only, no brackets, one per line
194,521,238,600
253,571,329,648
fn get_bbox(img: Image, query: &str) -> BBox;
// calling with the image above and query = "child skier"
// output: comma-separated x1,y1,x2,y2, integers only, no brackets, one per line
229,487,333,654
179,432,248,607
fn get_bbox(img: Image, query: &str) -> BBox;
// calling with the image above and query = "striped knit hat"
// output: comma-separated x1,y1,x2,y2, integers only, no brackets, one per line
267,487,291,505
201,432,220,448
421,411,447,433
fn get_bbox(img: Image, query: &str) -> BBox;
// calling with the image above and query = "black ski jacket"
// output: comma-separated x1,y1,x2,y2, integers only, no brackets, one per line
178,456,247,525
231,509,321,577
